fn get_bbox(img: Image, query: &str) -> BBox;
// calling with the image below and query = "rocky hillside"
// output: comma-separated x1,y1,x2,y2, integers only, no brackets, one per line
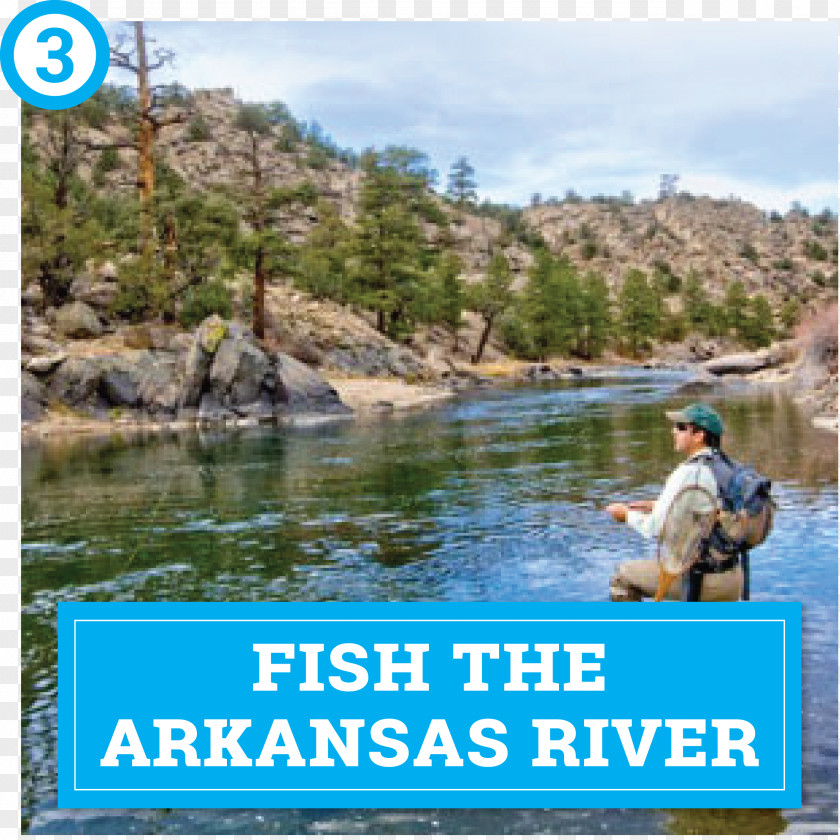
525,195,837,307
27,86,836,307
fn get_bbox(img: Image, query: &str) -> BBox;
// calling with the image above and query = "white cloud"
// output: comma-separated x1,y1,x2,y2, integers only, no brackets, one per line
104,21,838,213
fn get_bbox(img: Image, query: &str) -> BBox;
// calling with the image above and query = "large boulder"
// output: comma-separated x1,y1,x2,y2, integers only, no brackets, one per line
209,337,271,407
178,316,229,411
49,357,102,406
135,356,181,416
703,343,793,376
274,352,350,415
54,301,103,339
69,273,117,310
22,371,48,422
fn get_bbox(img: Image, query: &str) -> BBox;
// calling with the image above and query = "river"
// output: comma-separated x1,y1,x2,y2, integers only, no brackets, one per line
21,370,838,834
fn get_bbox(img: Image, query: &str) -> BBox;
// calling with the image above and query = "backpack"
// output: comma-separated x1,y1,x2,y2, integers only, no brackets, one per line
694,450,776,562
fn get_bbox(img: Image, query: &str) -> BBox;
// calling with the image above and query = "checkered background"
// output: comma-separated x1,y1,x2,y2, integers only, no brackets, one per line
2,0,838,836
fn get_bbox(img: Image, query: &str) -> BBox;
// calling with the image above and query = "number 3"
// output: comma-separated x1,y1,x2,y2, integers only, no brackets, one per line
36,26,74,83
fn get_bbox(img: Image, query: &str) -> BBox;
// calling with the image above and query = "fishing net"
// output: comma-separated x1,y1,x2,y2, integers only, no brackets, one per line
656,485,718,596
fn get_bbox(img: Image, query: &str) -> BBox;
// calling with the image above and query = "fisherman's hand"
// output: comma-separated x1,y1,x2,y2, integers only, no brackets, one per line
606,503,629,523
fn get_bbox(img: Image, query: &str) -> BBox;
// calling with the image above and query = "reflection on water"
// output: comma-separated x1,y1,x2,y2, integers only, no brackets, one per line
21,373,838,834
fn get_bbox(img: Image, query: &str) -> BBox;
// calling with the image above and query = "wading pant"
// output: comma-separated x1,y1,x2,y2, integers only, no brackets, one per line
609,558,744,602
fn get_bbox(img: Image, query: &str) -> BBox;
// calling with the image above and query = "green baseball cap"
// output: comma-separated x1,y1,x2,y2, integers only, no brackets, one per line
665,403,724,437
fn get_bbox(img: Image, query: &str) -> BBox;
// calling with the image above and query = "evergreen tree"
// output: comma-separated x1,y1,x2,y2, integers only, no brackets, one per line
446,156,478,205
681,269,711,331
521,251,581,360
723,279,749,335
618,268,658,356
470,252,514,363
20,103,106,306
296,202,352,302
435,252,465,348
779,299,800,333
227,104,309,337
349,149,433,338
739,295,776,348
578,271,612,359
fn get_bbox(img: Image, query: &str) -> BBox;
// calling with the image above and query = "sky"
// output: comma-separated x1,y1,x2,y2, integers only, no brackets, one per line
105,21,838,214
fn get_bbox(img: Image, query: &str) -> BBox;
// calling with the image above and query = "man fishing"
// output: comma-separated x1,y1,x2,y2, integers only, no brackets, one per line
606,403,745,602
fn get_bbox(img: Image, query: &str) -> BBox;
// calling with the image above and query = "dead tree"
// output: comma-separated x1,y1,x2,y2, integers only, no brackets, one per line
110,22,187,265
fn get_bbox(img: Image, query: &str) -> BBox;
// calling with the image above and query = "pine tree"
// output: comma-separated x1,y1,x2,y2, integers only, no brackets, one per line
740,294,776,348
446,156,477,205
296,202,352,302
470,252,514,363
579,271,612,359
681,269,710,331
521,252,582,360
619,268,658,357
350,149,432,338
20,103,105,306
724,279,749,335
436,252,465,348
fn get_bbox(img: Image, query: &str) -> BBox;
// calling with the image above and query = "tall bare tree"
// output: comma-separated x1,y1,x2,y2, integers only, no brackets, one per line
110,23,187,265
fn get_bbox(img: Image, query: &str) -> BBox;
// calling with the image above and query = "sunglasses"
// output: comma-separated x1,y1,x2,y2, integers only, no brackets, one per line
673,422,692,432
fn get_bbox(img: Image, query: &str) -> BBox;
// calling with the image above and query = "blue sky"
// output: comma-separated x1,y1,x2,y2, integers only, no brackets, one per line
106,21,838,213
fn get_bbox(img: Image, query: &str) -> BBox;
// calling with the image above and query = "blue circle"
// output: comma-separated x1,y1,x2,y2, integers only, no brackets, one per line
0,0,110,111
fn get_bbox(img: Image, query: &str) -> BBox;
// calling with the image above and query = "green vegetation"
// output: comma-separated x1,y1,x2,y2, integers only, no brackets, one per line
446,156,477,206
470,252,514,363
21,81,821,365
803,239,829,261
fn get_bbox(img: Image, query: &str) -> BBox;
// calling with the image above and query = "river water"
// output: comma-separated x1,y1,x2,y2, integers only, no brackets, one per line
21,371,838,834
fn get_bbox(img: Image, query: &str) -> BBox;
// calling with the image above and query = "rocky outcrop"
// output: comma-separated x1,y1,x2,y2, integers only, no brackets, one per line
702,343,794,376
24,316,350,431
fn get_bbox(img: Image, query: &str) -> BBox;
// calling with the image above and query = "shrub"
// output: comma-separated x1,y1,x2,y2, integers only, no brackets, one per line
659,313,687,342
580,240,598,260
739,242,759,264
811,269,827,287
179,280,233,327
187,115,212,142
803,239,829,261
773,257,794,271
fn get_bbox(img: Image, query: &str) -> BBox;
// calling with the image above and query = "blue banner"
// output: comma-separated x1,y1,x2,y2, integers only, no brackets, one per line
58,601,800,808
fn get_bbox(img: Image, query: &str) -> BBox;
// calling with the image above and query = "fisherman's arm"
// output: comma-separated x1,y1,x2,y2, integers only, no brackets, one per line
622,468,688,539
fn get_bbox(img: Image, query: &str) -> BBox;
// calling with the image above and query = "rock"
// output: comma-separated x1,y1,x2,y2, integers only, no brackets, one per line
97,261,118,281
209,337,270,406
179,339,213,410
22,371,47,422
49,357,102,405
274,352,350,415
198,392,234,425
197,315,228,354
25,352,66,375
122,325,154,350
22,284,44,307
703,348,779,376
55,301,103,339
675,371,720,394
523,363,559,381
22,334,61,356
99,368,140,407
136,357,181,416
